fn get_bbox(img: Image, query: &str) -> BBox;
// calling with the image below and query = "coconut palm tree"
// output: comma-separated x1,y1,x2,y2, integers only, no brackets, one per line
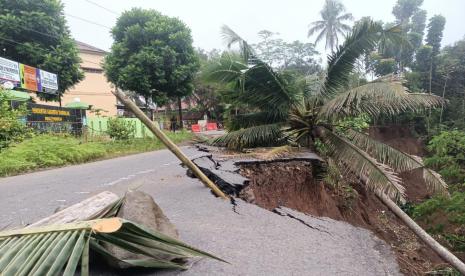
205,21,465,272
308,0,353,52
209,20,445,201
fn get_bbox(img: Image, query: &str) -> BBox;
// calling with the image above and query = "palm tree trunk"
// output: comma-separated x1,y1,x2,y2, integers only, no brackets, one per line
177,96,183,129
376,191,465,274
113,89,228,199
439,75,448,125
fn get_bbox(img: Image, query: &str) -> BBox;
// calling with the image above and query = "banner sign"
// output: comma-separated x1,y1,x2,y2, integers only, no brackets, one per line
20,64,40,92
0,56,58,94
39,70,58,93
0,57,20,86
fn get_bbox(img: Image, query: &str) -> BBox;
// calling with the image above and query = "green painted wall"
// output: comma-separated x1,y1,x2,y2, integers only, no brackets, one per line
87,117,160,138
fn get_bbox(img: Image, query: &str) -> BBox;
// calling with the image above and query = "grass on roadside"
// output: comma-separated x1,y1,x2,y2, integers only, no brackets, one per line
0,131,193,177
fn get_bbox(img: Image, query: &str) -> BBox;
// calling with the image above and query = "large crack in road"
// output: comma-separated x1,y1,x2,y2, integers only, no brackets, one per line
0,146,402,275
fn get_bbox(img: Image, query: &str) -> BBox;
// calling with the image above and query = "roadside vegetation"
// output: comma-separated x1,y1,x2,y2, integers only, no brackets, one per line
0,132,192,177
412,130,465,258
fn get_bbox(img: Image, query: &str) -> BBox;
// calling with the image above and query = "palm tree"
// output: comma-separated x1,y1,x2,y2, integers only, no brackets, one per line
209,21,445,201
206,21,465,271
308,0,353,52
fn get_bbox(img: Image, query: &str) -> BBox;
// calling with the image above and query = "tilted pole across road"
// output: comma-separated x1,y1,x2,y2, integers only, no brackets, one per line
112,89,229,200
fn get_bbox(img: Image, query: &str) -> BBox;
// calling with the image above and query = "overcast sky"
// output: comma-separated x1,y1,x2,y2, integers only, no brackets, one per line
62,0,465,57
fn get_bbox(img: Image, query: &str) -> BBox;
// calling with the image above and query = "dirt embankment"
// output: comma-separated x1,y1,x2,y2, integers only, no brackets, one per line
237,126,450,275
239,161,445,275
370,125,433,203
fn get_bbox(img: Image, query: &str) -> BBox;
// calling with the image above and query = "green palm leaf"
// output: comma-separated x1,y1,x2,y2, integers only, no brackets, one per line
0,218,225,275
227,111,288,131
322,20,401,97
316,127,406,201
345,129,448,195
220,25,256,63
319,77,444,120
212,123,285,150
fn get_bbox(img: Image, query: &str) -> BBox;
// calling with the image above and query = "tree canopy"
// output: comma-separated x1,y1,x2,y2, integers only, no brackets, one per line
0,0,83,100
104,8,199,116
252,30,320,75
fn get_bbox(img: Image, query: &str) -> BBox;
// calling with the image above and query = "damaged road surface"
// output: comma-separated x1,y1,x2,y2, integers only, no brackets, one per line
0,146,401,275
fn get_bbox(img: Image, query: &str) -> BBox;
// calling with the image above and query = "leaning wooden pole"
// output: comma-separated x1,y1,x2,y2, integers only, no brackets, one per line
112,89,228,199
377,192,465,274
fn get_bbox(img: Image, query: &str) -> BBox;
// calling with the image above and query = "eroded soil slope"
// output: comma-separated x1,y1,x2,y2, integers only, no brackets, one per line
240,161,446,275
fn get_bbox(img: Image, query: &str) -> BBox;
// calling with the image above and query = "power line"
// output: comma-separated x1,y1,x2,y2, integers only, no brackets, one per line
0,36,102,66
0,20,105,66
83,0,119,15
65,13,112,30
13,0,114,30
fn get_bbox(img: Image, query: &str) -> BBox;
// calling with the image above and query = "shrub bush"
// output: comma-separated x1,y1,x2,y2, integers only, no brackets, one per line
106,117,135,140
425,130,465,185
0,93,33,150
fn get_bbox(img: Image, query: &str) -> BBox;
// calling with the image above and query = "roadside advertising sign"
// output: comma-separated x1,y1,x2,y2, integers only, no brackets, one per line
20,64,40,92
39,69,59,94
0,56,59,94
0,57,21,86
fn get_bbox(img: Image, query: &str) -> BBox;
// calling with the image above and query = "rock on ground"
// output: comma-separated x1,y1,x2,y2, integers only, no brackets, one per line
104,190,180,268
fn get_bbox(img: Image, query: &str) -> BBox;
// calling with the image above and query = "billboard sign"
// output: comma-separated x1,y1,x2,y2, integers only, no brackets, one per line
0,56,58,94
20,64,40,92
0,57,21,86
39,69,58,94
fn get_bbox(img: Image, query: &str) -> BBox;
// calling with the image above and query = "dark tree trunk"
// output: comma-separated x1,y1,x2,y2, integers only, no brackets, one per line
177,96,183,129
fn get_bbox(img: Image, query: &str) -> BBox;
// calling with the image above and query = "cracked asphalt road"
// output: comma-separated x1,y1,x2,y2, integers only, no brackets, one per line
0,146,402,275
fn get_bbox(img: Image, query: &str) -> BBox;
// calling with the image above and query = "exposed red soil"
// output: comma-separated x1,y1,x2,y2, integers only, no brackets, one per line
239,161,448,275
370,125,432,202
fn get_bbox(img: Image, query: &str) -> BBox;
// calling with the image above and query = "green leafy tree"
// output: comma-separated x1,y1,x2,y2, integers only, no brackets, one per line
253,31,320,75
104,8,199,128
207,21,446,201
426,15,446,56
410,9,427,50
433,39,465,128
0,0,83,102
392,0,423,26
307,0,353,52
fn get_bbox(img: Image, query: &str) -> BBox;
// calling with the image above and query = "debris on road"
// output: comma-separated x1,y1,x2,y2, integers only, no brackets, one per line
0,191,225,275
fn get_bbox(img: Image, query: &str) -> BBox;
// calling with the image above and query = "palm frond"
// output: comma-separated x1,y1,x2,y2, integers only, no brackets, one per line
345,128,421,172
259,145,300,160
209,27,299,112
227,111,288,131
212,123,285,150
202,53,247,84
319,78,444,120
286,99,318,143
0,218,224,275
422,168,449,196
241,62,297,108
322,19,401,97
345,129,448,195
307,24,325,38
221,25,255,63
317,127,405,201
336,13,354,21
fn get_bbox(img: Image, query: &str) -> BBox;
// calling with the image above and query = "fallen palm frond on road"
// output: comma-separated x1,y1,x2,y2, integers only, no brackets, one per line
0,218,225,276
